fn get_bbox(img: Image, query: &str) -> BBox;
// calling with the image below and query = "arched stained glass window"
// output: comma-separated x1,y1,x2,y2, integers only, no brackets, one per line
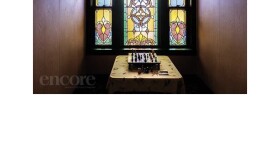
124,0,158,46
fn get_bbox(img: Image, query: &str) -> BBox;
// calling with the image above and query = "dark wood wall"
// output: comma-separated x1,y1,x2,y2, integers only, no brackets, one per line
34,0,86,94
197,0,247,93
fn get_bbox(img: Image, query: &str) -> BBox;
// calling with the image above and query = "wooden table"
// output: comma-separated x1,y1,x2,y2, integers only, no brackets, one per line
106,55,186,94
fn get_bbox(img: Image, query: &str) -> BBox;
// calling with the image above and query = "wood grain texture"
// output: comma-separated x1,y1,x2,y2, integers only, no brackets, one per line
197,0,247,93
34,0,85,94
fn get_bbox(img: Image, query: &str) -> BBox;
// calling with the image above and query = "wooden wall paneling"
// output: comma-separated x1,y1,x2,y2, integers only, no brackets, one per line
197,0,221,92
34,0,60,93
59,0,86,93
197,0,247,93
34,0,85,94
59,0,75,92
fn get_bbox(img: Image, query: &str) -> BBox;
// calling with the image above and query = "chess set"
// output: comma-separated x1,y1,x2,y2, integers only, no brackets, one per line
128,51,161,72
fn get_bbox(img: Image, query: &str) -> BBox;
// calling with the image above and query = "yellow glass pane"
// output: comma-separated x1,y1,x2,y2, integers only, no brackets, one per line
104,10,111,21
95,10,102,22
178,10,186,22
148,19,154,30
128,19,134,31
128,32,135,39
95,9,112,24
170,10,186,22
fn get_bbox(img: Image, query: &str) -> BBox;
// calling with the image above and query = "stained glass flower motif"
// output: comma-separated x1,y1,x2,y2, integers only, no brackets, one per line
170,9,186,46
170,21,186,43
96,18,111,42
95,9,112,45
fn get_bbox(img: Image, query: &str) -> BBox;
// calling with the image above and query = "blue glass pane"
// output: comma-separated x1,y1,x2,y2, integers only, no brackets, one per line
170,0,177,6
169,0,185,7
97,0,112,7
177,0,184,6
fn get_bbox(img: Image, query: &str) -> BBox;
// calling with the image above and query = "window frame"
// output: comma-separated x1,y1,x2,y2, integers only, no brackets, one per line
86,0,196,55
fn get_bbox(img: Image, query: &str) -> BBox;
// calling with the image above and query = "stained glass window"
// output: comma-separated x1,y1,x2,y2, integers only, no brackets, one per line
96,0,112,7
124,0,158,46
95,9,112,45
169,0,185,7
170,9,187,46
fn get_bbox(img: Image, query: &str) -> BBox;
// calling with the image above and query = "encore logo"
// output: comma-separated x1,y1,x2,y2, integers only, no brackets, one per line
39,75,96,86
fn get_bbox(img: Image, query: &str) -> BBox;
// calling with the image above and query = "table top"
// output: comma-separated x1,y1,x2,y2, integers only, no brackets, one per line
110,55,183,79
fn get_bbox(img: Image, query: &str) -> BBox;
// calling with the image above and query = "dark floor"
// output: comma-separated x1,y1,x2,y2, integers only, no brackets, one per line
74,75,213,94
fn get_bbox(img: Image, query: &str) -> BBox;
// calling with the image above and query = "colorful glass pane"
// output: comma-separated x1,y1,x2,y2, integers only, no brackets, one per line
95,9,112,45
169,0,185,7
96,0,112,7
170,9,187,46
124,0,158,46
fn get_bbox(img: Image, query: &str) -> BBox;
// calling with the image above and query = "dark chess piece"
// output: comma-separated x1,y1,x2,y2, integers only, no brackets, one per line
138,68,142,75
144,67,149,73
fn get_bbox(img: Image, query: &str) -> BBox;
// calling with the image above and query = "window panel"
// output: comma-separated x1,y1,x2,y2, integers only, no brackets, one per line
96,0,112,7
95,9,112,45
169,9,187,46
124,0,158,46
169,0,185,7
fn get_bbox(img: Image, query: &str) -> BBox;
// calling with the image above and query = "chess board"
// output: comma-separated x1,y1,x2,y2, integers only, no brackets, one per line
128,53,161,70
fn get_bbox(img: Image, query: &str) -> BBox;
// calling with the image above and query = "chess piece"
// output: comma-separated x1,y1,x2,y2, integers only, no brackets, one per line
144,67,149,73
152,50,155,58
138,68,142,75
